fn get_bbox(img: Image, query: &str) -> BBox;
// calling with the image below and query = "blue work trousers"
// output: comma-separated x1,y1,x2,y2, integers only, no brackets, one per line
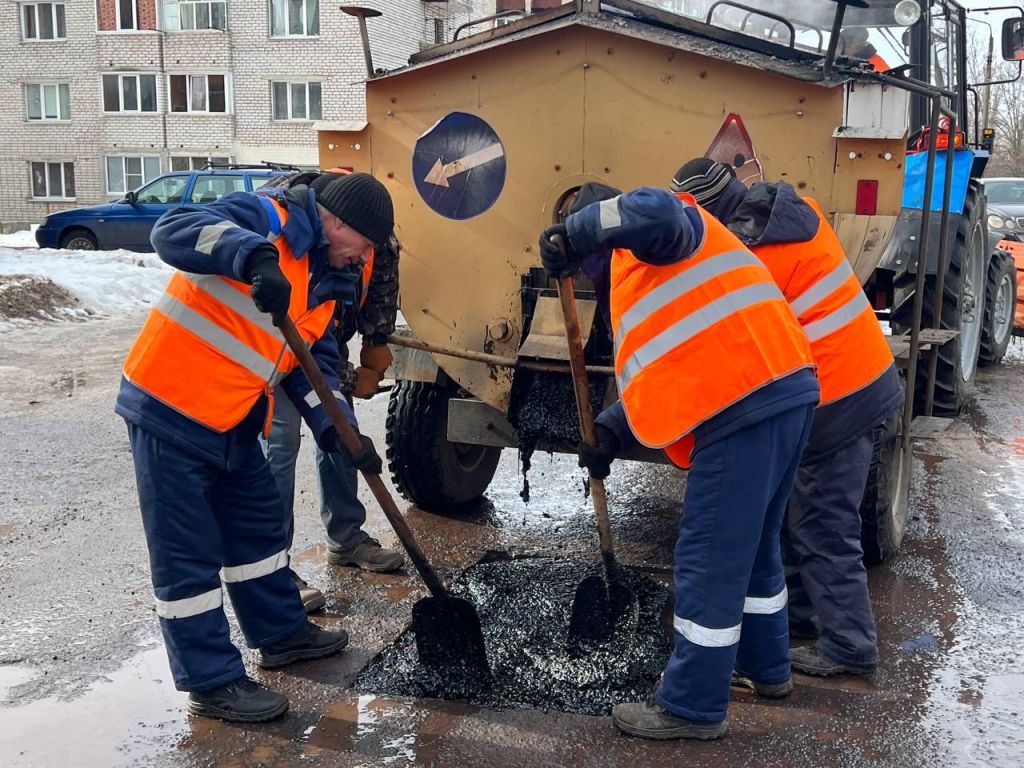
263,392,369,553
128,423,307,692
657,404,814,722
783,425,878,668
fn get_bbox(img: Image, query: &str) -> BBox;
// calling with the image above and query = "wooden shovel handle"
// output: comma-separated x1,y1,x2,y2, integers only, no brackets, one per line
549,235,618,572
277,315,446,598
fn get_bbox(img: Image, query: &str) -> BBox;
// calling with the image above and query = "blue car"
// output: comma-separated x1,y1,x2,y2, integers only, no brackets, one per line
35,167,289,252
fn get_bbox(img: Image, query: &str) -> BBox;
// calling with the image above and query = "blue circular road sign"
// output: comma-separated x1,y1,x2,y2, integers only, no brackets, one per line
413,112,506,220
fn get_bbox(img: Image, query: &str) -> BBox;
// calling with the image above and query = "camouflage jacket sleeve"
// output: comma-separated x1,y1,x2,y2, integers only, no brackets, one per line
357,234,400,346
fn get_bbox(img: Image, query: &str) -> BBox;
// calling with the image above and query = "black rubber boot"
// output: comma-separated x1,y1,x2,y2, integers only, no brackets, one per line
256,621,349,669
612,696,727,741
186,676,288,723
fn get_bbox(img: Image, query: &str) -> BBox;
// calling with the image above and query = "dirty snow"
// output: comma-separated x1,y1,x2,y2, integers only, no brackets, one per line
0,238,170,329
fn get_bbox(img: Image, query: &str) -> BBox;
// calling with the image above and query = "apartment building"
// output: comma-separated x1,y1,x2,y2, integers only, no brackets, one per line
0,0,496,230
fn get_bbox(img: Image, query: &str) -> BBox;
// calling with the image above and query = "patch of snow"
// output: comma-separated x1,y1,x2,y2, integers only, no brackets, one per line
0,226,39,249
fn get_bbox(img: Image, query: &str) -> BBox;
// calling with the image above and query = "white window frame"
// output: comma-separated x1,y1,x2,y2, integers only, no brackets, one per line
116,0,138,31
102,73,159,114
25,82,71,121
168,73,231,114
269,0,319,38
21,2,67,41
162,0,227,31
170,155,231,171
104,154,162,195
29,161,75,200
270,80,322,122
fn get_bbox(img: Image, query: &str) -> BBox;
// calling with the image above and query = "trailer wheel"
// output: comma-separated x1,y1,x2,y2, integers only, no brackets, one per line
892,181,986,416
979,249,1017,366
859,408,911,566
385,380,502,512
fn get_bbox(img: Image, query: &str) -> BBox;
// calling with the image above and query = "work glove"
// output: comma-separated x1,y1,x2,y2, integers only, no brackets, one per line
539,223,580,278
577,424,620,480
323,429,384,475
247,247,291,326
352,344,394,399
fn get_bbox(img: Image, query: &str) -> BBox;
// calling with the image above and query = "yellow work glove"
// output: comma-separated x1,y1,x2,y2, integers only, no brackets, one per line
351,344,394,399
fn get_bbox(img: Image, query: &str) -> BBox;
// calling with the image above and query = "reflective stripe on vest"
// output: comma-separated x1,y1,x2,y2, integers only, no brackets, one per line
751,198,893,405
123,196,336,432
610,194,814,462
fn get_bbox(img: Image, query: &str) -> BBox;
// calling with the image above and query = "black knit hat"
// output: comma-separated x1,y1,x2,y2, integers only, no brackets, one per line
316,172,394,244
310,171,343,196
670,158,735,208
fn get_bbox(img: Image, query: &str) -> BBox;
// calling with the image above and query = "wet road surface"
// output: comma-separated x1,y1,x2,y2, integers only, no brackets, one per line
1,314,1023,766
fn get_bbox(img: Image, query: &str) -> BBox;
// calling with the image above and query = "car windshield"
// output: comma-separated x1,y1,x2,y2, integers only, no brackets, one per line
627,1,928,69
984,180,1024,205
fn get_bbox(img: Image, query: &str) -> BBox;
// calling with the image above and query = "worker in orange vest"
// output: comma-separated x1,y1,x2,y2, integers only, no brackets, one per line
840,27,889,71
541,185,819,740
116,172,394,723
261,170,403,616
672,158,903,678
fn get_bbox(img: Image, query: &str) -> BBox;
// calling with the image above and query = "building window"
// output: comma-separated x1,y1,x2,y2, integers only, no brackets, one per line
102,74,158,112
169,74,228,113
117,0,138,30
30,161,75,199
21,3,67,40
170,155,230,171
270,0,318,37
163,0,226,31
105,155,161,195
271,81,321,121
26,83,71,121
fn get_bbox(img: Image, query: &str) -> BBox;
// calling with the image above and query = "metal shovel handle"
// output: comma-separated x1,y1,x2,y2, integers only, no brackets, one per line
277,315,447,598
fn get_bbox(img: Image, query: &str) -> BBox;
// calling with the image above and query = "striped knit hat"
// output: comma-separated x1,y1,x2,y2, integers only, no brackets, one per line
670,158,735,208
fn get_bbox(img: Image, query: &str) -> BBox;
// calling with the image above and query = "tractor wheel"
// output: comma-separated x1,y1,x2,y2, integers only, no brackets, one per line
892,181,986,416
859,407,911,566
978,249,1017,366
385,380,501,512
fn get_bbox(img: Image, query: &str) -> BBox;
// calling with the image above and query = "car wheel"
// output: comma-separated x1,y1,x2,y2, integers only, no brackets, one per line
59,229,98,251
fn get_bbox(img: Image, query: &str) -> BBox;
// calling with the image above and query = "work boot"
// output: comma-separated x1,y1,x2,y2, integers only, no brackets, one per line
612,694,727,741
256,621,349,669
327,538,404,573
186,676,288,723
290,569,326,614
731,670,793,699
791,645,875,677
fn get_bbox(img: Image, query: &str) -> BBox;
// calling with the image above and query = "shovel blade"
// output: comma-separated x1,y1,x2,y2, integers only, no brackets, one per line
568,574,640,648
412,594,491,683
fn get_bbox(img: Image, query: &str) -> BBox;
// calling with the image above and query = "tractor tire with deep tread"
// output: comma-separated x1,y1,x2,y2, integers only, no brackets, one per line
859,407,911,566
385,380,502,512
891,180,986,416
979,249,1017,366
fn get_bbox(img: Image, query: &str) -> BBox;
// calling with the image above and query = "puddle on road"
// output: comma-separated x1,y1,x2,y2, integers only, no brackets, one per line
357,557,672,715
0,644,188,768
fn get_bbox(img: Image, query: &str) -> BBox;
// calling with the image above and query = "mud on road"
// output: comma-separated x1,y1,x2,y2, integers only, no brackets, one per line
1,314,1023,767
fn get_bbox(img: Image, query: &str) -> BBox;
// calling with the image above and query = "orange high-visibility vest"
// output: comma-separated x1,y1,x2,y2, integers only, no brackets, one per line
611,194,815,467
751,198,893,406
123,196,337,433
869,53,888,72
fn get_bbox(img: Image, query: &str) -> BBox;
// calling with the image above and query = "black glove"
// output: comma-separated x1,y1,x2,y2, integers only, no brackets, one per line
247,248,291,326
577,424,620,480
539,223,580,278
350,433,383,474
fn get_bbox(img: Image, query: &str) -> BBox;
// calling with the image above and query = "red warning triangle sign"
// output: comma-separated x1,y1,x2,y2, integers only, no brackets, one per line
705,113,763,186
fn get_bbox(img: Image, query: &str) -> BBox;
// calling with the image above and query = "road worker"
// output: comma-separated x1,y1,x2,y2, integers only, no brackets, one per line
672,158,903,678
116,172,393,722
541,183,819,740
261,169,403,615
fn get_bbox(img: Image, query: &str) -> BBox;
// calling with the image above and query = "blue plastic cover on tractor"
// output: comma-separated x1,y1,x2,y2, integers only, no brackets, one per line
901,148,975,215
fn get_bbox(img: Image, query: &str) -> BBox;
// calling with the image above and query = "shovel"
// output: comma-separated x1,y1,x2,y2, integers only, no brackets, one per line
550,245,640,646
277,315,491,683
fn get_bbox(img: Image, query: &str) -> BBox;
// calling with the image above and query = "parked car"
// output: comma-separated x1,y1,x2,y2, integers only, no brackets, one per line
34,165,294,252
981,177,1024,245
